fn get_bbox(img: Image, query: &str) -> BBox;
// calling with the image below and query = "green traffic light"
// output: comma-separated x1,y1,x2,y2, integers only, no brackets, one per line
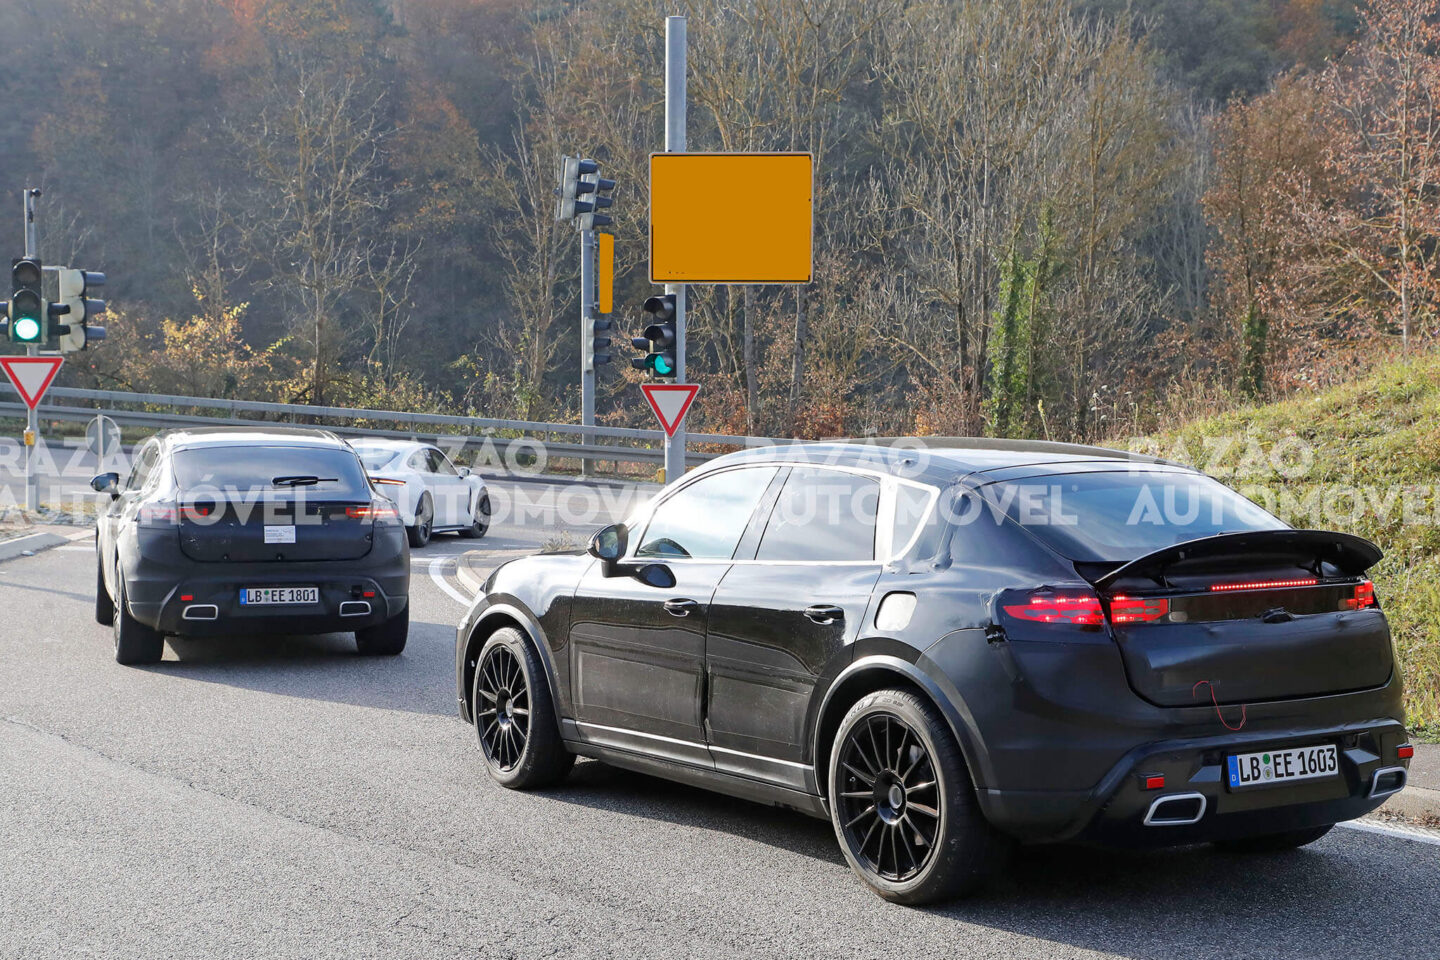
653,354,675,376
13,316,40,341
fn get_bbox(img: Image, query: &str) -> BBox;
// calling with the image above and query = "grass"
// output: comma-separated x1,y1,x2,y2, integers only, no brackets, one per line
1135,353,1440,738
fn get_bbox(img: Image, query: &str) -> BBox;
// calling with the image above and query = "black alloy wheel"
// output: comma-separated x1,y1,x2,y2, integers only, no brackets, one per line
835,712,941,883
476,642,530,771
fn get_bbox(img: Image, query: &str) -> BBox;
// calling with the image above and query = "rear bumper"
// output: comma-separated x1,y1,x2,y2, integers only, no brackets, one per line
978,719,1410,846
119,526,409,636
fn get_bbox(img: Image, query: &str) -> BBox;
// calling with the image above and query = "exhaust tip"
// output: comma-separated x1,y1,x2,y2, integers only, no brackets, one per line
339,600,372,618
182,604,219,621
1369,766,1407,799
1143,792,1207,826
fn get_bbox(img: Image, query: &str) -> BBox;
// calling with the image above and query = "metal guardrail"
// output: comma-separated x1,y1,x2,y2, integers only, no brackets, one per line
0,385,780,470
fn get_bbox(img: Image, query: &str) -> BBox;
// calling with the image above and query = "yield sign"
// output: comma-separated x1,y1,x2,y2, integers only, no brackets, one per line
0,356,64,410
642,383,699,438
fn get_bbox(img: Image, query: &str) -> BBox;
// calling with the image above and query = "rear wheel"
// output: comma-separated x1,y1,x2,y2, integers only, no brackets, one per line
406,494,433,548
830,688,1008,904
1213,824,1333,853
473,626,573,789
94,552,114,626
356,605,408,656
459,493,490,539
112,576,163,665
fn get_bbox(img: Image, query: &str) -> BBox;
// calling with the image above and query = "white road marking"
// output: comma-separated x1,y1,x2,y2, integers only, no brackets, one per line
1337,818,1440,846
425,557,473,607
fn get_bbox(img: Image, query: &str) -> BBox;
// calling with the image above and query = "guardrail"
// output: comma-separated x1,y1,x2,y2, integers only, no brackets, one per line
0,385,779,471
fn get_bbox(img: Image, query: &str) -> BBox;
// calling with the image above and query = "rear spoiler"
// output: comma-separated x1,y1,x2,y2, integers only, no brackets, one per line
1090,530,1383,590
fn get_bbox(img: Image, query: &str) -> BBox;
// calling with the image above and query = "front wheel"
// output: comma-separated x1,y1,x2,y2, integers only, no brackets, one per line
356,605,408,656
459,493,490,539
473,626,573,789
829,688,1009,904
1213,824,1333,853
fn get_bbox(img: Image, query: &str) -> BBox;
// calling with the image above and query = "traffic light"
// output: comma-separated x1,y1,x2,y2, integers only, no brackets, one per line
554,155,600,222
55,268,107,353
579,173,615,232
7,258,46,344
630,294,677,378
586,318,613,371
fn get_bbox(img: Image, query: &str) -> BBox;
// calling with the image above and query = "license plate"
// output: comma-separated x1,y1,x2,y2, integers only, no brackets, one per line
1227,744,1338,789
239,586,318,606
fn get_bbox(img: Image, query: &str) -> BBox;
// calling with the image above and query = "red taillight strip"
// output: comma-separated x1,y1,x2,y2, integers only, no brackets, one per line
1110,594,1170,624
369,476,406,486
1209,577,1319,593
1003,595,1105,625
346,503,399,521
1345,580,1376,609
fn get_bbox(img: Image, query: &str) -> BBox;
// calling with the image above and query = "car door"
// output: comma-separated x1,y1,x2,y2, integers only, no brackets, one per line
99,439,160,592
425,447,468,526
704,466,886,789
567,465,781,767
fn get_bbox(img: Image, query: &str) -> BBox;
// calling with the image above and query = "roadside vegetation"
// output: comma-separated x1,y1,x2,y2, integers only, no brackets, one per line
1141,351,1440,737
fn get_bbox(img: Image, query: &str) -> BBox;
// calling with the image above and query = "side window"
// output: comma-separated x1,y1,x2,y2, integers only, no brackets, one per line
429,449,458,476
889,482,936,559
408,451,429,472
126,442,159,491
756,468,880,562
636,467,778,560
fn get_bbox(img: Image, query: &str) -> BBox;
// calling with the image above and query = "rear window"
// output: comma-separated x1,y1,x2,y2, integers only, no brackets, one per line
983,470,1285,563
173,445,370,499
353,447,399,471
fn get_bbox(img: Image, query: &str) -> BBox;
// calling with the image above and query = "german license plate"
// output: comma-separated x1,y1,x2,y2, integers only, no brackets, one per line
240,586,318,606
1228,744,1338,789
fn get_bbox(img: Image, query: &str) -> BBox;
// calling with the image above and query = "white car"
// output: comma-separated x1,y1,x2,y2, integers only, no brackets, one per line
349,439,490,547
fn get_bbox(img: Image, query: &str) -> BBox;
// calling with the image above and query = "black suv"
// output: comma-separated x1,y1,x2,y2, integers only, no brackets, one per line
454,440,1410,903
94,427,411,664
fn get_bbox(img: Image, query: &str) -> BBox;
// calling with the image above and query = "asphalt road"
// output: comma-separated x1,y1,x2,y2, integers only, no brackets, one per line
3,518,1439,958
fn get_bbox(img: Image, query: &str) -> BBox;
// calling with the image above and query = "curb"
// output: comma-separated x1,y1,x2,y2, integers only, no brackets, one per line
1380,784,1440,824
0,531,71,563
455,553,487,596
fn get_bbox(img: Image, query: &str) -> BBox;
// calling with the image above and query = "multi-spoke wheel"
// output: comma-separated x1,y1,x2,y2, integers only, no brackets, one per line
471,626,574,789
829,688,1009,904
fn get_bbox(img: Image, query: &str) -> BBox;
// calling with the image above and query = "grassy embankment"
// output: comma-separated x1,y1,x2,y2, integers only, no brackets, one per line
1141,354,1440,737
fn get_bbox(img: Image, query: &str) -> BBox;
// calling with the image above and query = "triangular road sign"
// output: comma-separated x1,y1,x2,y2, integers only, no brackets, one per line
0,356,64,411
641,383,699,438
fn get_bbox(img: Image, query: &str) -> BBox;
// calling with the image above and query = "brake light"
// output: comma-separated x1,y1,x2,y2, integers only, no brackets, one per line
369,476,406,486
1344,579,1376,610
1209,577,1318,593
140,503,212,524
1109,595,1170,624
1003,594,1105,625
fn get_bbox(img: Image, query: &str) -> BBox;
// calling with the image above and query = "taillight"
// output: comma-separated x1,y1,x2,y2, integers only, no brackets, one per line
1344,579,1376,610
1002,593,1105,625
369,476,406,487
1109,595,1170,623
346,502,400,523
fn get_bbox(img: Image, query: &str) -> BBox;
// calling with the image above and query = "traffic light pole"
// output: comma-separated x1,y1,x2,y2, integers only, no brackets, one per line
663,15,687,484
22,188,39,512
579,228,597,478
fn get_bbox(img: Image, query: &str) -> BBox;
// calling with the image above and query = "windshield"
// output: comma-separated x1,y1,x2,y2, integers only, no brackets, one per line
982,470,1286,563
174,445,370,499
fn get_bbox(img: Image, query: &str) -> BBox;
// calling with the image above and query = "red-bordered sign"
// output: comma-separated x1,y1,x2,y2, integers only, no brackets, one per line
0,356,64,410
641,383,699,438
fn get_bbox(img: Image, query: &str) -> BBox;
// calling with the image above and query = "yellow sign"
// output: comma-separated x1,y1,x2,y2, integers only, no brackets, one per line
598,233,614,315
650,152,813,284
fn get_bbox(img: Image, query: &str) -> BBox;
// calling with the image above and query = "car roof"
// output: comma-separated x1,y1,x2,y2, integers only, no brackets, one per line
347,438,427,452
699,438,1188,485
157,426,350,452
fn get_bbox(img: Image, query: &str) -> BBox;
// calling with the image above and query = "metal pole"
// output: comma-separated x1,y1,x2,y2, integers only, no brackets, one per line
663,15,687,484
23,188,39,512
579,228,596,478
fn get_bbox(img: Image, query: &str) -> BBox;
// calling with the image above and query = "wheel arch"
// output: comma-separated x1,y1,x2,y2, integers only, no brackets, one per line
812,655,988,799
460,603,563,728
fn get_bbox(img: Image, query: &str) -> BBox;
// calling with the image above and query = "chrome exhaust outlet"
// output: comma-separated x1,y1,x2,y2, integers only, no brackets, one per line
182,604,219,621
1369,766,1407,799
339,600,372,618
1143,792,1207,826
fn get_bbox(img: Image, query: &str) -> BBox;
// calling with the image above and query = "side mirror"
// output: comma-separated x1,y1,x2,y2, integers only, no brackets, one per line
633,562,676,589
587,523,628,574
90,472,120,497
458,466,472,478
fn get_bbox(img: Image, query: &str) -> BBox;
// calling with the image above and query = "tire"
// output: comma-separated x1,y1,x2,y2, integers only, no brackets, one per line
472,626,573,789
356,605,408,656
1213,824,1333,853
112,575,164,665
829,688,1009,904
406,494,433,548
95,552,114,626
459,493,491,540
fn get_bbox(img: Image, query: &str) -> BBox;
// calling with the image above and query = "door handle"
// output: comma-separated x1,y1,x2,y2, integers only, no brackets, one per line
805,604,845,625
664,598,700,618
